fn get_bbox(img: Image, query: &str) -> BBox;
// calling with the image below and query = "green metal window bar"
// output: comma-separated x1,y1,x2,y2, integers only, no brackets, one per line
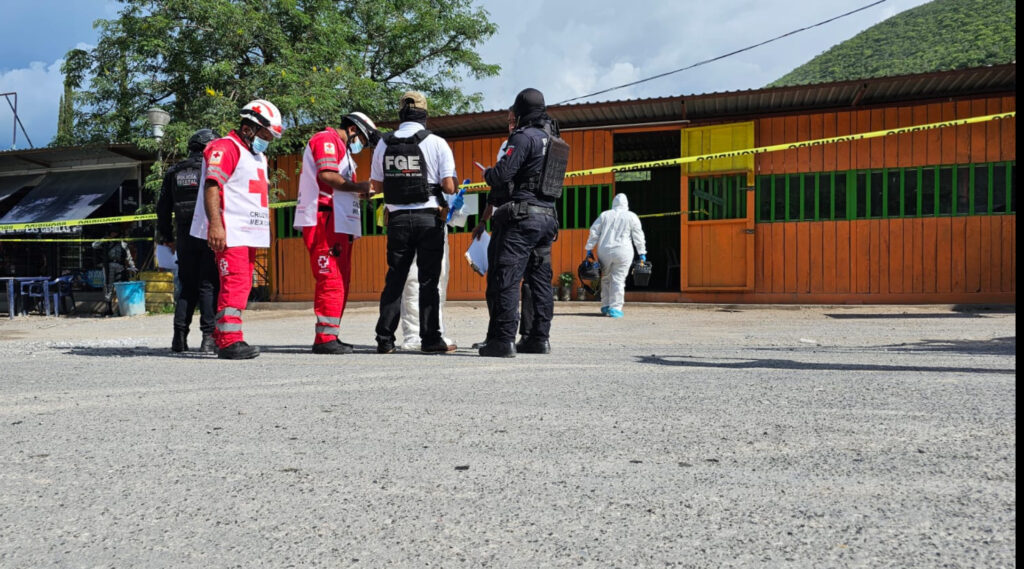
755,161,1016,222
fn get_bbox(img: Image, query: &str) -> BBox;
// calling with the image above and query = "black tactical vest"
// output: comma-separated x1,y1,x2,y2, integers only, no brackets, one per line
381,130,442,205
171,155,203,224
538,125,569,199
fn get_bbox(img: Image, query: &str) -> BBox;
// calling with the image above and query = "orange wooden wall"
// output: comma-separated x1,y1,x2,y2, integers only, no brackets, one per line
752,216,1015,301
755,96,1016,173
269,98,1015,305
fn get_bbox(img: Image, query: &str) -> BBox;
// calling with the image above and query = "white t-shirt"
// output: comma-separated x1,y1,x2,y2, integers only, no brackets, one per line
370,122,456,212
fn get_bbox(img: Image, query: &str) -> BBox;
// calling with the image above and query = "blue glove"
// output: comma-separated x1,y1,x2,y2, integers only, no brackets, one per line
639,254,646,262
451,189,465,212
586,250,594,259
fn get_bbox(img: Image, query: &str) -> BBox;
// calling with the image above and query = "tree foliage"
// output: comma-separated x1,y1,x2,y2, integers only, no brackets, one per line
769,0,1016,87
58,0,499,161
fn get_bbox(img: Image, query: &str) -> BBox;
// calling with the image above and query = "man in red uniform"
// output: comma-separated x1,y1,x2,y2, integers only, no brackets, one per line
190,98,284,360
294,112,379,354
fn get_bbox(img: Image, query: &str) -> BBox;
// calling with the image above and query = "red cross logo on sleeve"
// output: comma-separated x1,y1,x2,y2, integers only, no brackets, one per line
248,169,268,207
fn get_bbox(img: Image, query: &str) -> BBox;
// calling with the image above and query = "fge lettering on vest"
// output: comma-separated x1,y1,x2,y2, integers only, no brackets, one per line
385,155,421,175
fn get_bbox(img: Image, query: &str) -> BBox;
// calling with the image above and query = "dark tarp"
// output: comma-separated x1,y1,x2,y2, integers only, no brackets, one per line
0,173,44,205
0,168,135,225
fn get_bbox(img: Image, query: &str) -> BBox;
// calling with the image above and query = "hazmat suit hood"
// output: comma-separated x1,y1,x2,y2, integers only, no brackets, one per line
585,191,646,256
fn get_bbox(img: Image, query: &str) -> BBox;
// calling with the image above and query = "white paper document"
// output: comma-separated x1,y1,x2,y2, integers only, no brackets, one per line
155,244,177,269
332,191,363,238
465,232,490,276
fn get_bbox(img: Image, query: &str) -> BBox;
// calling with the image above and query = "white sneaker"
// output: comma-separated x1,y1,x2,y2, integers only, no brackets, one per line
401,337,453,351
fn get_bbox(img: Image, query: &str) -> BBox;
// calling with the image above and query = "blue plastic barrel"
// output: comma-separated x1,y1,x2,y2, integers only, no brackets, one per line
114,281,146,316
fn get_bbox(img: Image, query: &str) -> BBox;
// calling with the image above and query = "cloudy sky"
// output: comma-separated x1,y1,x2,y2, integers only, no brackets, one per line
0,0,933,150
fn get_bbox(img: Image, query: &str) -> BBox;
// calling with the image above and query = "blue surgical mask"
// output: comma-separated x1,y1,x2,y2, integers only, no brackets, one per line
349,138,364,155
251,136,270,154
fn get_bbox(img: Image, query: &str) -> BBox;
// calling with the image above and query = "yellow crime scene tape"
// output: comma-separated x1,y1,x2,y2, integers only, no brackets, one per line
0,237,155,243
637,210,710,219
0,111,1012,234
457,111,1016,190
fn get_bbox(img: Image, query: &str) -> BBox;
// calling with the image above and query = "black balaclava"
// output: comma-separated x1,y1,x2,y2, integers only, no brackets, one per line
399,104,428,125
512,88,547,126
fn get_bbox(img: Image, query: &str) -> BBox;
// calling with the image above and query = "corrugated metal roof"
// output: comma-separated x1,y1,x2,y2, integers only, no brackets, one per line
0,144,152,176
424,63,1016,139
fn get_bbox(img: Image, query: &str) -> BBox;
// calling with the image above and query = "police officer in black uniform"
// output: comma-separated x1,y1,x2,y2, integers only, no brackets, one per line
478,88,566,358
157,128,220,352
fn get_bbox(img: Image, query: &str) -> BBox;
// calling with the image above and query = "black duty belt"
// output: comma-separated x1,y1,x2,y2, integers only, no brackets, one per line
527,205,555,216
389,207,438,217
318,205,333,212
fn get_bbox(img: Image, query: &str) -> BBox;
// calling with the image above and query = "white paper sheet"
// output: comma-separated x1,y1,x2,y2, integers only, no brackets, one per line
332,191,363,238
465,232,490,276
155,244,177,269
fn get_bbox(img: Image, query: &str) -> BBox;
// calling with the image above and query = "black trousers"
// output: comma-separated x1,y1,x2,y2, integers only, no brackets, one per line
375,210,445,345
485,209,558,344
174,229,219,335
518,252,539,339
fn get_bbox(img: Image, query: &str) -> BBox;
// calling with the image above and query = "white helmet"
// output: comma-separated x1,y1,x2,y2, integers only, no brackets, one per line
240,99,284,138
343,111,379,145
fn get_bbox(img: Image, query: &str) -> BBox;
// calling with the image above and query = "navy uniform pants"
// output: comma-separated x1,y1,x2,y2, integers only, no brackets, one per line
174,228,219,335
485,207,558,344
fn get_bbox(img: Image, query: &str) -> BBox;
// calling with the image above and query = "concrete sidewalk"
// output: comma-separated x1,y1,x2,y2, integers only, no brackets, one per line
0,303,1016,567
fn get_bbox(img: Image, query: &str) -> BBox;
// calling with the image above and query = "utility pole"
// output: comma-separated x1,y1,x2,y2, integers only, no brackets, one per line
1,92,34,149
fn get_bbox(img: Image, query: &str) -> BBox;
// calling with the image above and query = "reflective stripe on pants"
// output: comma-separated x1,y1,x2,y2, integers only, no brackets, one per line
303,210,352,345
214,246,256,348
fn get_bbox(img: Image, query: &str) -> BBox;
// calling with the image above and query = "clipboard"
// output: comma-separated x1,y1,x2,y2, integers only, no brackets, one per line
465,232,490,276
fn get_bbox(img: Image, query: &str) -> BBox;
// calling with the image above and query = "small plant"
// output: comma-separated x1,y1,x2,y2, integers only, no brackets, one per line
559,272,574,288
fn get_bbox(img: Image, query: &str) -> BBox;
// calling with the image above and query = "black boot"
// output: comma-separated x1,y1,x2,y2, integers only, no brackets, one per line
199,334,216,353
172,330,189,353
217,341,260,360
312,340,354,355
479,340,515,358
516,338,551,354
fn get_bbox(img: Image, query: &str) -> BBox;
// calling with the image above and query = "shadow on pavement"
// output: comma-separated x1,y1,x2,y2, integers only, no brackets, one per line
825,312,989,319
65,346,211,358
876,336,1016,356
634,354,1015,374
65,344,490,358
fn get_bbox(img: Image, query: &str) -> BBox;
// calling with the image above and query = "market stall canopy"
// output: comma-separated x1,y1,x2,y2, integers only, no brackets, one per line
0,167,135,226
0,173,43,205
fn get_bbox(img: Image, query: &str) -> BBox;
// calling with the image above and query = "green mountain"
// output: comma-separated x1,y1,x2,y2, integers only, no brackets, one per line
769,0,1016,87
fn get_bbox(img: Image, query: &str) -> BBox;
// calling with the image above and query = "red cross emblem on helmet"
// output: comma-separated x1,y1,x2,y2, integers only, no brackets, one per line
241,99,284,138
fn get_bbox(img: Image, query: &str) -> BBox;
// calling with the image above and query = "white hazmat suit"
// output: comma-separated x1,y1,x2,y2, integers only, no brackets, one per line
585,194,647,315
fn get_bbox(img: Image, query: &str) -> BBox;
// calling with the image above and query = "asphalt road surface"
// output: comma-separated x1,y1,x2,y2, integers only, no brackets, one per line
0,302,1015,568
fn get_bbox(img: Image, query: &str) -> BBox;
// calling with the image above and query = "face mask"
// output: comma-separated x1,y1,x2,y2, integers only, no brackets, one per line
251,136,270,154
349,138,364,155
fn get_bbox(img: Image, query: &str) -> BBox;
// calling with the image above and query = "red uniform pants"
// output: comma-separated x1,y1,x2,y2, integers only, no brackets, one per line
214,246,256,349
303,210,353,345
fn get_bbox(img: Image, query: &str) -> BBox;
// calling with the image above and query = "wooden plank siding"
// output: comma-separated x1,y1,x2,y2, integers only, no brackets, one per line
746,215,1014,301
268,95,1014,305
754,96,1015,175
743,94,1016,304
